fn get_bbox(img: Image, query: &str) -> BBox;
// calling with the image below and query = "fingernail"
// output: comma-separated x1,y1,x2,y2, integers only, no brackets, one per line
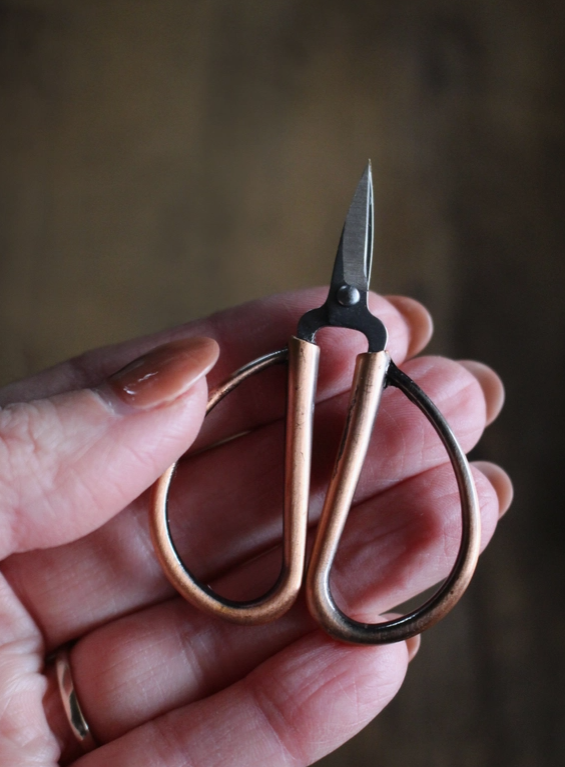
472,461,514,518
106,337,219,410
406,634,421,662
385,295,434,358
459,360,505,425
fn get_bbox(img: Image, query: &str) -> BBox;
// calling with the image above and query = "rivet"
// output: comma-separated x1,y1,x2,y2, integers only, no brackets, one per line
337,285,360,307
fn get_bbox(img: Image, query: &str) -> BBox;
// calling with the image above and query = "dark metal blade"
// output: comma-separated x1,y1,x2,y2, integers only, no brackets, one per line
296,161,386,352
330,162,374,292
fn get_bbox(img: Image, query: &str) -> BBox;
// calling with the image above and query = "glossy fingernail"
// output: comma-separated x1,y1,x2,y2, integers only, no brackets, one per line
459,360,505,425
406,634,421,662
385,295,434,357
472,461,514,518
107,337,219,410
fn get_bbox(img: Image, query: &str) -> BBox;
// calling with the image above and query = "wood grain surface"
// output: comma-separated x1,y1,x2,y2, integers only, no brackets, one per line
0,1,563,765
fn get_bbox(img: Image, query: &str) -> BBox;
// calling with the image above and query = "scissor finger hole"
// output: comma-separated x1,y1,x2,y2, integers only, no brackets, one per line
150,347,315,625
167,350,289,598
306,360,482,644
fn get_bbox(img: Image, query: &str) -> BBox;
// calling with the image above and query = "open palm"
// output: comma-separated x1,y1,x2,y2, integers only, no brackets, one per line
0,290,509,766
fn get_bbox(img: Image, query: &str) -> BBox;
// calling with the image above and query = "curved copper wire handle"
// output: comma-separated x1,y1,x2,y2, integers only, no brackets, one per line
305,355,481,644
150,338,319,625
150,343,481,641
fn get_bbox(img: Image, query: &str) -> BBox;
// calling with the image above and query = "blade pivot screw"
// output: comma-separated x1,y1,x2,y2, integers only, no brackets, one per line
337,285,361,306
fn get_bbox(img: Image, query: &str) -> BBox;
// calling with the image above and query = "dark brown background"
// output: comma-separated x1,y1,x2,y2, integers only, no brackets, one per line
1,1,563,765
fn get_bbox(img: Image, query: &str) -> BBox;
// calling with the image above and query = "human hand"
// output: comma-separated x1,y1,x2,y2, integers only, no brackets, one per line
0,290,511,766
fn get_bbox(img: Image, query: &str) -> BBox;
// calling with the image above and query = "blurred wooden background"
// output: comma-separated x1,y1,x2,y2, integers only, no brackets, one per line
0,1,563,765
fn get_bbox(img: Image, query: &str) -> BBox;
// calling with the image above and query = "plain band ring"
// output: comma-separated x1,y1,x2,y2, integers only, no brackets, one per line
54,647,97,752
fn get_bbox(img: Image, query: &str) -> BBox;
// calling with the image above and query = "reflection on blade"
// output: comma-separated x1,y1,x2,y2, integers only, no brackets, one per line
330,162,374,292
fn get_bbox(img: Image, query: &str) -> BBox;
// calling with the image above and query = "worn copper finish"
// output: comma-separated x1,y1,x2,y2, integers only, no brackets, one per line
150,337,319,624
305,355,482,644
305,351,389,627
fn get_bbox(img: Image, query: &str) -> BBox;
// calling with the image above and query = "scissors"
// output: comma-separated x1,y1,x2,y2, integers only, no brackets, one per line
150,163,481,644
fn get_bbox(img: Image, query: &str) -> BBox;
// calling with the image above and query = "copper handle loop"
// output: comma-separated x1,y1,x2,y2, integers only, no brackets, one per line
305,353,482,644
149,337,319,625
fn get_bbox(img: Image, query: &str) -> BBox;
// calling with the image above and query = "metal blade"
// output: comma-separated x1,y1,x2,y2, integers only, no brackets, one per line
331,162,374,292
296,161,386,351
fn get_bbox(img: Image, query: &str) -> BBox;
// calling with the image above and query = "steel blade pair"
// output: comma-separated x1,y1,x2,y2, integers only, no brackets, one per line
150,165,481,644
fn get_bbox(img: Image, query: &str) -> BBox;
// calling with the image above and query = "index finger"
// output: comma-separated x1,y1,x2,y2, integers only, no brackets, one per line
0,289,430,446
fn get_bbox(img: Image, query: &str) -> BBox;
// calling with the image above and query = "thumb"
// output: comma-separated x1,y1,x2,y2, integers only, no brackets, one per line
0,337,219,558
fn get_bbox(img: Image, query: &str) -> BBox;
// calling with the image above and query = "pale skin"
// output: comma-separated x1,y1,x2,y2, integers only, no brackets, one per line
0,289,512,767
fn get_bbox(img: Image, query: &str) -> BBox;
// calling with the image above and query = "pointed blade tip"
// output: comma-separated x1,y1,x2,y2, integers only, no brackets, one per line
335,162,374,291
359,160,373,188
